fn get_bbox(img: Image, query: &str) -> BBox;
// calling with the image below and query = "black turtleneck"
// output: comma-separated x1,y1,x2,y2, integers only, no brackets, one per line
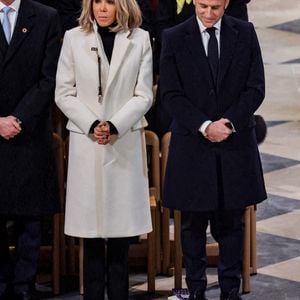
89,25,118,135
97,25,116,63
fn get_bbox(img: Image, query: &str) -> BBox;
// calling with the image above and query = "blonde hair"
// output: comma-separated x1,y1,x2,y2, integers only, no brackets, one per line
79,0,142,33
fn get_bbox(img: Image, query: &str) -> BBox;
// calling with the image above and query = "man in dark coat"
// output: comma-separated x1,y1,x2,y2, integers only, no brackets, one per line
226,0,250,21
160,0,266,299
147,0,252,137
56,0,81,34
0,0,61,299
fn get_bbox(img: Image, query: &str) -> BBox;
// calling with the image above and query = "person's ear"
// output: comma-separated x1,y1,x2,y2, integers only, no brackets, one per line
224,0,230,9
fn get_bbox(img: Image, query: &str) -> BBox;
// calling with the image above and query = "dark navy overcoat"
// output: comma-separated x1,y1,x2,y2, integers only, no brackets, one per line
160,15,267,211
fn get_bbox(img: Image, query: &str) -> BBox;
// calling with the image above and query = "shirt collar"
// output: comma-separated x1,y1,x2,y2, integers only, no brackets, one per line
0,0,21,13
196,16,222,34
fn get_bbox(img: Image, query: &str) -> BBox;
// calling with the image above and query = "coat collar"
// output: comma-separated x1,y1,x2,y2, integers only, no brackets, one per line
0,25,8,58
92,22,132,93
184,16,213,88
184,15,239,91
3,0,36,65
218,15,239,90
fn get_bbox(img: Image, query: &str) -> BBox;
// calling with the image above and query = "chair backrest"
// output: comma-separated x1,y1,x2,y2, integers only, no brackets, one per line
145,130,160,200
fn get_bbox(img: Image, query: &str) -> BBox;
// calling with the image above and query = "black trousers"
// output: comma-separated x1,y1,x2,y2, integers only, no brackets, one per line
83,237,130,300
0,216,41,296
181,209,244,295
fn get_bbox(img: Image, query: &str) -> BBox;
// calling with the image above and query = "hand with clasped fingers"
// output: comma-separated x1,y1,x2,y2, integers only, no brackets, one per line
0,116,22,140
94,121,111,145
205,118,233,143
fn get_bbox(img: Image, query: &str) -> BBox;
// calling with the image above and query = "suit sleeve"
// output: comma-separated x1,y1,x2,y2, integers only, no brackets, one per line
12,10,61,133
222,23,265,132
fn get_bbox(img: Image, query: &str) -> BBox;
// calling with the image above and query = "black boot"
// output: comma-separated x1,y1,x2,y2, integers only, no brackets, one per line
220,288,242,300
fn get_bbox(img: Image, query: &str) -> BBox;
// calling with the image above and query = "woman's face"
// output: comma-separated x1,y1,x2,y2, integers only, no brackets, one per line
93,0,116,27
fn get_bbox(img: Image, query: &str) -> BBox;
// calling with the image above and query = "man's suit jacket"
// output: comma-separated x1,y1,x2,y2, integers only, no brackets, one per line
0,0,61,216
160,15,266,211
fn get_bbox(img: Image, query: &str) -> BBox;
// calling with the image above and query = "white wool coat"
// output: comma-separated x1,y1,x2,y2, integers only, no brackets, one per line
55,23,153,238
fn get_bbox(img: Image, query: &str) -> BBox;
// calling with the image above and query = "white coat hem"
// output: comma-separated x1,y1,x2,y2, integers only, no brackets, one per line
64,225,153,239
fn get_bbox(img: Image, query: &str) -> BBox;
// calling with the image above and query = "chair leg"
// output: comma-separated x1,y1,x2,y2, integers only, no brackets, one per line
79,238,84,295
162,208,171,275
174,210,182,289
250,206,257,275
147,203,156,293
155,206,161,274
52,214,60,295
59,214,66,276
242,207,251,293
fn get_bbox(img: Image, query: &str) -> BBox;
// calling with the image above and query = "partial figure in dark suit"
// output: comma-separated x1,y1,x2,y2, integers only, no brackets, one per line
32,0,57,9
225,0,250,21
137,0,157,41
0,0,61,299
56,0,81,34
160,0,266,299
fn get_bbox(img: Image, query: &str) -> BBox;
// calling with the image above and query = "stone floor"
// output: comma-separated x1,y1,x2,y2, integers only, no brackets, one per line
42,0,300,299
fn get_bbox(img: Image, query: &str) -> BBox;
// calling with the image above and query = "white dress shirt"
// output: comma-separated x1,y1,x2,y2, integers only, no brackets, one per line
195,17,222,136
0,0,21,40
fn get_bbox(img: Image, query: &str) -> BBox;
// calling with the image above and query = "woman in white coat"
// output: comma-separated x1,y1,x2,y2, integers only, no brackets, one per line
55,0,153,298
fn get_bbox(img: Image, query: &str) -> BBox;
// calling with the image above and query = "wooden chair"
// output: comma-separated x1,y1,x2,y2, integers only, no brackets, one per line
145,130,161,276
127,130,161,292
160,132,256,293
52,103,68,139
66,130,161,294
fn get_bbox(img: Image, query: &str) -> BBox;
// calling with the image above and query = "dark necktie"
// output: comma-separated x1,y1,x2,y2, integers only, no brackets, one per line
206,27,219,85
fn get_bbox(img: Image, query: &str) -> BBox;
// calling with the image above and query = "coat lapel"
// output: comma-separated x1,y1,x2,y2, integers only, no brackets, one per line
217,16,239,91
185,17,214,88
3,0,35,65
105,30,131,91
0,25,8,59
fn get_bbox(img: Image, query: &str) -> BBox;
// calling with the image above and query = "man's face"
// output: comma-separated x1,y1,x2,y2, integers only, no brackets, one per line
0,0,15,5
193,0,229,28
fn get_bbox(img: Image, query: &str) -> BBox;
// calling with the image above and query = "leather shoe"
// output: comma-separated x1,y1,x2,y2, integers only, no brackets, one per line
188,289,208,300
220,288,242,300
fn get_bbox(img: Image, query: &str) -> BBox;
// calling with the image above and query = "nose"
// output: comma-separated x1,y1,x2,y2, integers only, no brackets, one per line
206,7,213,17
99,2,107,11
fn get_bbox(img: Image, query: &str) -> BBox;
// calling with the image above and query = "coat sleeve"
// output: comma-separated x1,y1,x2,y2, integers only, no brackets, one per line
12,10,61,133
55,31,100,135
160,29,210,135
109,32,153,138
222,23,265,132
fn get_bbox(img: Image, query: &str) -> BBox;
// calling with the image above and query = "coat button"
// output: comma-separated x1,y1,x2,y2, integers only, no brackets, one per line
209,89,215,96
